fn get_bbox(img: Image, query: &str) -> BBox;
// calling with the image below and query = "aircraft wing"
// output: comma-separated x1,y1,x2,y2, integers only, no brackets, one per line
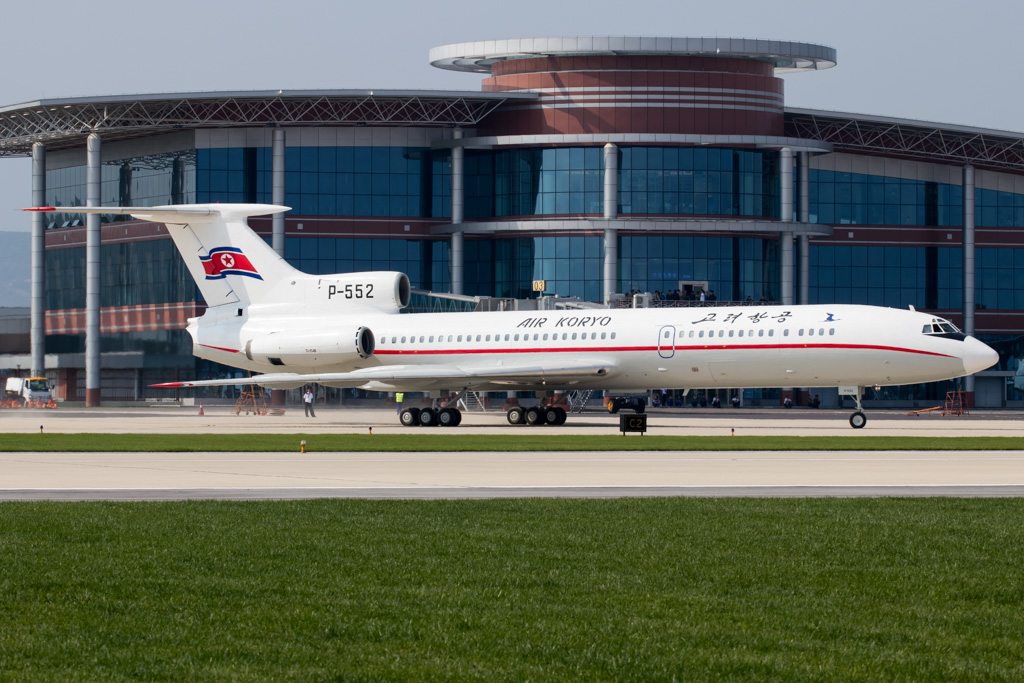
151,359,617,391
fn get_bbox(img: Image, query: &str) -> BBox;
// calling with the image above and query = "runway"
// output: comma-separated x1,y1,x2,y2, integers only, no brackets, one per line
1,448,1023,500
2,406,1022,500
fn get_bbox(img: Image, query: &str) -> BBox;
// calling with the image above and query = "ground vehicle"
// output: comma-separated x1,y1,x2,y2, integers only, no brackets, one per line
606,394,647,414
4,377,52,407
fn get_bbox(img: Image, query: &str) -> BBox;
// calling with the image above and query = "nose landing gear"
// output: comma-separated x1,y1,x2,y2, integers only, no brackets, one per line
849,386,867,429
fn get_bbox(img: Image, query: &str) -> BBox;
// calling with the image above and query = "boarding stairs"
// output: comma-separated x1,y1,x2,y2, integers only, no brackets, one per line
566,389,596,413
457,391,488,412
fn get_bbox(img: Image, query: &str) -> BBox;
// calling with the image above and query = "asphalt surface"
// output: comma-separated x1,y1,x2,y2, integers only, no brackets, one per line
1,406,1022,500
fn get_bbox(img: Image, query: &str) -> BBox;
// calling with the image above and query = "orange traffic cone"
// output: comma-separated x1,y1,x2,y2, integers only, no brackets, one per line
198,402,205,416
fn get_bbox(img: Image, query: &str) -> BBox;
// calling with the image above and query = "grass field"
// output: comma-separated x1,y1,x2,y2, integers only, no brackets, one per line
1,433,1022,452
1,499,1023,680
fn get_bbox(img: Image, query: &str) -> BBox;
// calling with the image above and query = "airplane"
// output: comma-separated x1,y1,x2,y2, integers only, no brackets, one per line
26,204,999,428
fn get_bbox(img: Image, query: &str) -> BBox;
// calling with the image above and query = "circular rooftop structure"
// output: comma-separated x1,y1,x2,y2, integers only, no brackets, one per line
429,36,837,74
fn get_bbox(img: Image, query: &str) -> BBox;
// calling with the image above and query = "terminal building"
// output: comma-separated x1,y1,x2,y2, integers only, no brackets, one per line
1,36,1022,407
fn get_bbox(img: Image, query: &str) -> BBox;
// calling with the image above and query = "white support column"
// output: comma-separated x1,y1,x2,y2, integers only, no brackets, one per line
603,143,619,305
85,133,101,407
962,164,976,396
450,128,464,295
779,148,794,305
798,151,810,306
31,142,46,377
271,128,286,256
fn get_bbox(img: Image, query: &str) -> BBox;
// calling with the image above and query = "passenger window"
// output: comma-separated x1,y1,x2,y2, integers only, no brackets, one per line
719,330,725,338
819,328,824,336
543,333,549,341
419,336,424,343
663,330,670,338
601,332,606,339
768,329,774,337
562,333,568,340
729,330,734,337
486,335,491,342
808,329,814,336
782,329,788,337
798,329,804,336
572,333,577,340
699,331,704,338
514,334,519,341
738,330,743,337
611,332,616,339
758,330,764,337
689,331,694,338
476,335,481,342
533,334,539,341
429,336,434,343
504,334,510,341
401,336,406,343
457,335,463,342
830,328,835,335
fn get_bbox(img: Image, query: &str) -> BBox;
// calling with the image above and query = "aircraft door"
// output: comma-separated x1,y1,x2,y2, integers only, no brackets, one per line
658,326,676,358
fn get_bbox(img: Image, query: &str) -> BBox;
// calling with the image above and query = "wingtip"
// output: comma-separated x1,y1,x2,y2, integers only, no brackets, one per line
149,382,185,388
22,207,56,212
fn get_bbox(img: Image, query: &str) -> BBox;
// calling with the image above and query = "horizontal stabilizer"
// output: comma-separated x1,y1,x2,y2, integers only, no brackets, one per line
24,204,289,225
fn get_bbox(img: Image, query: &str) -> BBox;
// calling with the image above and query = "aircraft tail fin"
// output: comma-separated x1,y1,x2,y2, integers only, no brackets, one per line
26,204,294,308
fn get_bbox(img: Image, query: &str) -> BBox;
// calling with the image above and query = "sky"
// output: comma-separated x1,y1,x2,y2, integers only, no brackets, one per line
0,0,1021,233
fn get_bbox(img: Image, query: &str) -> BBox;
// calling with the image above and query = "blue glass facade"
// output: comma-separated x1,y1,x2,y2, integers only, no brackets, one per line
45,241,196,310
620,147,779,218
194,146,451,219
808,245,963,309
462,146,779,219
621,235,778,301
462,235,778,302
285,237,449,292
809,169,962,226
45,151,196,227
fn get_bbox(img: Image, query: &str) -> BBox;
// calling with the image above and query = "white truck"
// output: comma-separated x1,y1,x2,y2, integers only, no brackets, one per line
4,377,52,407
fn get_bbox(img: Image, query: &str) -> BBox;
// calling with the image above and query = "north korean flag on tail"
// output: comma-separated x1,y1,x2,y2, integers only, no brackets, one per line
201,247,263,280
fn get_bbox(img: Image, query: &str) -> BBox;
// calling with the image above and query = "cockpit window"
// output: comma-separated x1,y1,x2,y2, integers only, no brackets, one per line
923,318,962,336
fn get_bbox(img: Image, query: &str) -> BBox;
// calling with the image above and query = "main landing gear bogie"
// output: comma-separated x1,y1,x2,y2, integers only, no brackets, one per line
399,406,463,427
506,405,567,426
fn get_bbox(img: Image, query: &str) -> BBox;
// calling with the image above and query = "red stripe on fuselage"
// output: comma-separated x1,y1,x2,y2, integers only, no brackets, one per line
374,343,955,358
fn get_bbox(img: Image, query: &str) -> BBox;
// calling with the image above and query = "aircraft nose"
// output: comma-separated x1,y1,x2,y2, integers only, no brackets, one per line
963,337,999,375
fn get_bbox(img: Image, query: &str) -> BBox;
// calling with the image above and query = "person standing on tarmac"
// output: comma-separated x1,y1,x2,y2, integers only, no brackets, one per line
396,392,404,414
303,386,316,418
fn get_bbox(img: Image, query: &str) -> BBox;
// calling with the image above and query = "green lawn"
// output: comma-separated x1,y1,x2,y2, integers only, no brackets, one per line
1,499,1023,680
0,433,1022,452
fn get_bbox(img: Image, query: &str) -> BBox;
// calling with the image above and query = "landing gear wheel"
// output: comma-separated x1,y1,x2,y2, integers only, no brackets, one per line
543,406,562,426
419,408,437,426
438,408,458,427
849,411,867,429
506,406,525,425
634,402,646,415
552,406,567,425
607,399,620,414
450,409,463,426
525,407,544,425
399,407,421,427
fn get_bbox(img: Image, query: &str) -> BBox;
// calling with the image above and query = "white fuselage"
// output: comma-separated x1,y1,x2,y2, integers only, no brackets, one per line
189,303,992,393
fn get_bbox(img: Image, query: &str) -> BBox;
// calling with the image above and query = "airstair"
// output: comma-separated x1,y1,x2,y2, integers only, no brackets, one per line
566,389,596,413
458,391,488,412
